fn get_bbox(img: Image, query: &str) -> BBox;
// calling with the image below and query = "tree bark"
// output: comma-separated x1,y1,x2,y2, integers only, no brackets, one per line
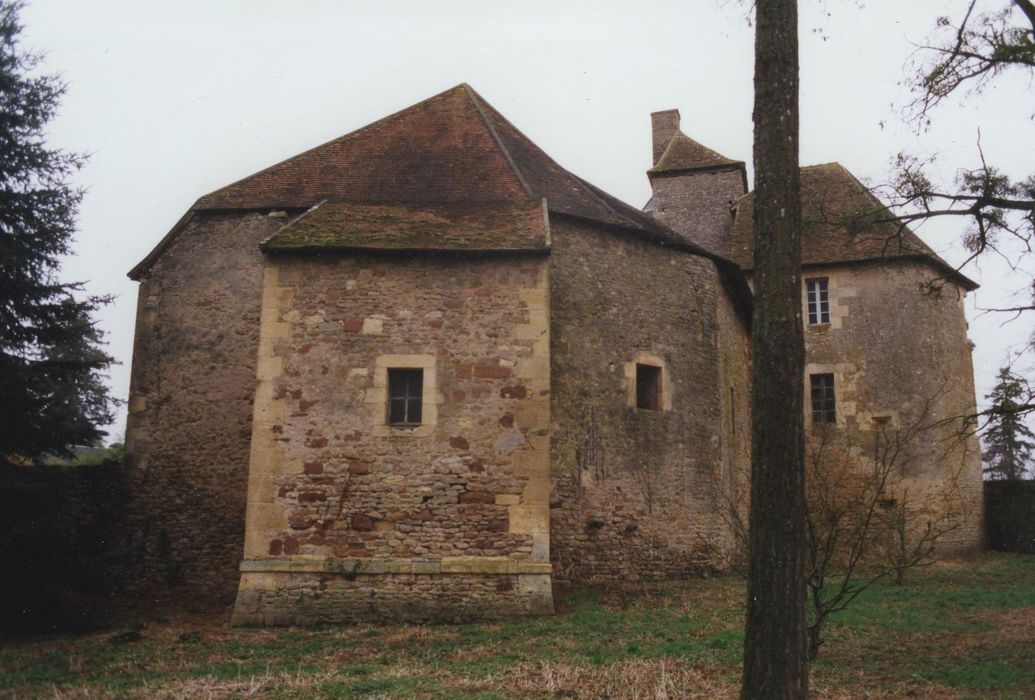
740,0,808,698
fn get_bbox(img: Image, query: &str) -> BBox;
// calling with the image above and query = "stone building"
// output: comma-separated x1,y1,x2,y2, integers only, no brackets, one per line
648,111,984,551
123,84,980,624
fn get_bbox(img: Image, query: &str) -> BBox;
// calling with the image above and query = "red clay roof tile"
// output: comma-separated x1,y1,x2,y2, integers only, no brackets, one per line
730,162,977,290
196,85,529,208
131,84,689,278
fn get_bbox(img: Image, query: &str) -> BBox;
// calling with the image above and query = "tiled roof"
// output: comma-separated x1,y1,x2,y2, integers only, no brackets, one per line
262,200,549,253
131,83,684,278
730,162,977,290
649,132,743,174
195,85,526,209
195,83,671,235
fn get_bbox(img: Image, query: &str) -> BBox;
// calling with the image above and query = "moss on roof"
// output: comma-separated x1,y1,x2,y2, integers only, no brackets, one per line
131,83,684,279
262,199,549,253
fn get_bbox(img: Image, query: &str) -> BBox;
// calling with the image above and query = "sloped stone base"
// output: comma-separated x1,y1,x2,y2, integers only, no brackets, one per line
231,570,553,626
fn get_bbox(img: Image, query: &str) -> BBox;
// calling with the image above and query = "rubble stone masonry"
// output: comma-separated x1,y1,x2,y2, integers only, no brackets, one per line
231,251,553,624
123,211,293,599
801,260,983,551
648,169,745,256
546,218,751,583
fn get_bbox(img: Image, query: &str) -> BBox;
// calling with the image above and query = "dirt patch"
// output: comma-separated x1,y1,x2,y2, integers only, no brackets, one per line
978,605,1035,643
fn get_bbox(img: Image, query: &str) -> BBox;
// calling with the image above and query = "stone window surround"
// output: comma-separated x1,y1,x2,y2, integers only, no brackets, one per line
801,267,853,331
809,372,837,424
368,354,442,438
624,351,672,412
387,367,424,425
805,277,831,325
804,362,857,428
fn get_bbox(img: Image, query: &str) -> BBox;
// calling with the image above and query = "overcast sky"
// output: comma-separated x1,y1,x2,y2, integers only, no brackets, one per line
19,0,1033,438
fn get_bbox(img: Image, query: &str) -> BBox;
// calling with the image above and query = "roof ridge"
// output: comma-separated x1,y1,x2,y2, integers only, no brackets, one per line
463,85,534,198
133,85,714,279
197,84,476,207
470,93,667,234
259,199,327,249
648,131,744,174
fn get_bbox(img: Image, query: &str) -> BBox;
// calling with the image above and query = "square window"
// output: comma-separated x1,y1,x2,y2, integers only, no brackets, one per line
387,368,423,425
806,278,830,325
636,363,662,411
809,373,836,424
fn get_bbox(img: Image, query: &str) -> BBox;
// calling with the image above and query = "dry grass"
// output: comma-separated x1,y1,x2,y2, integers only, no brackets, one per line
1,553,1032,699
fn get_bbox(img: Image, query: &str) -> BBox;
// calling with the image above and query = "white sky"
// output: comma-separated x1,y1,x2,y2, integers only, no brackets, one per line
19,0,1034,439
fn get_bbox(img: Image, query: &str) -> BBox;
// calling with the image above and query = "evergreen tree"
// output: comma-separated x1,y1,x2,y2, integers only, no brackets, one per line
982,366,1035,480
0,1,114,462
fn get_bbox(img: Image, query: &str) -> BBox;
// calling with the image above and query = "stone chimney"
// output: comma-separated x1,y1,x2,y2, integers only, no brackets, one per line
651,109,681,165
645,109,746,256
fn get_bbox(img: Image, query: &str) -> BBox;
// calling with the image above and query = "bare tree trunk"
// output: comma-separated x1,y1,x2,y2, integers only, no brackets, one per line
740,0,807,698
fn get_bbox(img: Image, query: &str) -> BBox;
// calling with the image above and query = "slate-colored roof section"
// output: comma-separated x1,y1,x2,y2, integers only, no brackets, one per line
262,200,550,253
648,132,743,175
730,162,978,290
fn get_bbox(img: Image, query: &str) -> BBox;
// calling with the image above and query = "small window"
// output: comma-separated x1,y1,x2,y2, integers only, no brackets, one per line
809,373,836,424
387,368,423,425
635,363,662,411
806,278,830,325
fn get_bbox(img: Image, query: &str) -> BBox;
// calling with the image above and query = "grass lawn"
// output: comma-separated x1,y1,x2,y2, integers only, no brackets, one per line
0,553,1032,699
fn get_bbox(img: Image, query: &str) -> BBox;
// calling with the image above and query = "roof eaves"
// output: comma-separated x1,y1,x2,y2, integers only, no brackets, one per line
128,206,198,280
649,161,750,198
820,163,969,281
547,208,754,322
647,161,746,177
738,255,979,292
263,245,550,257
901,255,979,291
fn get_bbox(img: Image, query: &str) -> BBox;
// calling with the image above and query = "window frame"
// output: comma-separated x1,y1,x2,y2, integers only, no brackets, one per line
805,277,831,325
370,354,439,437
809,372,837,424
624,352,672,412
386,368,424,426
635,363,663,411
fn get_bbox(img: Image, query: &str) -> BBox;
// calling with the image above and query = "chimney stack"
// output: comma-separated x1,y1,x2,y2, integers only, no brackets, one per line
651,109,681,166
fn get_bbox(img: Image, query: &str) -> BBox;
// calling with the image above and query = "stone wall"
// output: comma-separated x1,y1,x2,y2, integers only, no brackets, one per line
123,210,292,599
232,251,553,624
801,260,984,551
547,217,751,584
647,169,745,256
715,273,753,560
234,571,550,625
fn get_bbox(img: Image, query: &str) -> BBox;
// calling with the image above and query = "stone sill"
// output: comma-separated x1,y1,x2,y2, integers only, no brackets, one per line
240,556,552,576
